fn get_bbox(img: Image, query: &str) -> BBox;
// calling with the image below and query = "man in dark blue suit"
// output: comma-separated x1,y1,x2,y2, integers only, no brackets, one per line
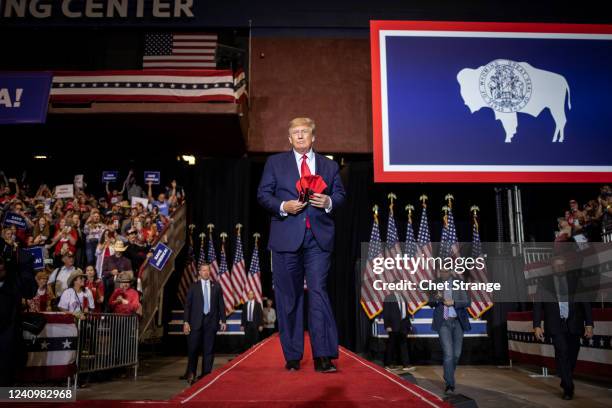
428,267,471,395
183,264,227,384
257,117,346,373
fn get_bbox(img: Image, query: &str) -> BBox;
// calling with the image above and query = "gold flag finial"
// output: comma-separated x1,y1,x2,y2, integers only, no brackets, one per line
445,193,454,208
253,232,261,245
405,204,414,223
207,223,215,235
419,194,428,208
373,204,379,224
220,232,228,242
235,223,243,233
388,192,397,213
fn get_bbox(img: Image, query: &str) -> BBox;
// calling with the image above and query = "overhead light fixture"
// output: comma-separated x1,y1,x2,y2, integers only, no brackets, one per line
325,155,334,160
181,155,196,165
34,155,48,160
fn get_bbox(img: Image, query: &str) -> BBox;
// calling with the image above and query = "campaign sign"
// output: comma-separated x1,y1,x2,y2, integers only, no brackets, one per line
144,171,160,185
0,72,52,124
371,21,612,182
149,242,173,271
25,246,45,270
102,171,119,182
3,212,27,229
55,184,74,198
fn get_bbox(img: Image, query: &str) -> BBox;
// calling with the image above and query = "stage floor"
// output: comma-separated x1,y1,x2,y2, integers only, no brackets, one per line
72,336,612,408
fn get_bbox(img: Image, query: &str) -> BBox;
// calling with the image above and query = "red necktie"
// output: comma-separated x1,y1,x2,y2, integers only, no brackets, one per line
301,155,311,229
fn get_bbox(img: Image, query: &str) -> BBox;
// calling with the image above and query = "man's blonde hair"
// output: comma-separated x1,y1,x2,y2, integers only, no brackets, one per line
288,117,316,134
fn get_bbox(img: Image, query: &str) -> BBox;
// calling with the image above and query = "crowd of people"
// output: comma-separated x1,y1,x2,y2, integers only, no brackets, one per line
0,169,184,319
556,185,612,243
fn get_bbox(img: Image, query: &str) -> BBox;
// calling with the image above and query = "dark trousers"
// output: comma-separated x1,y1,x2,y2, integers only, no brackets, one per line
552,326,581,393
272,228,338,362
244,322,259,349
438,318,464,388
102,276,115,312
384,331,410,367
187,314,218,377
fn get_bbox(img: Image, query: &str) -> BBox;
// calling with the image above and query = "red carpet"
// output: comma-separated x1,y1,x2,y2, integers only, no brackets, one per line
172,334,450,408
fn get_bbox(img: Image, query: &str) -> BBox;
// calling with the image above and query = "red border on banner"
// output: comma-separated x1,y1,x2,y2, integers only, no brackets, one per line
370,21,612,183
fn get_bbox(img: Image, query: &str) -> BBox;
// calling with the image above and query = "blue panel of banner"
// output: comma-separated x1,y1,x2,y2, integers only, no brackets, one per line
0,72,52,124
149,242,173,271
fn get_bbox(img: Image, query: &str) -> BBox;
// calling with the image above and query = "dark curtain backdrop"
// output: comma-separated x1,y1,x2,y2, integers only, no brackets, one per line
164,156,603,355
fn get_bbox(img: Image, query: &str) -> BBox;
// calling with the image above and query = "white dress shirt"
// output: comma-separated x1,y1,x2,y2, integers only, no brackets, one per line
279,149,333,216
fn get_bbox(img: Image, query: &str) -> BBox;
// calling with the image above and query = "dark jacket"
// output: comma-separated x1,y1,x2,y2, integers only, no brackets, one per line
241,300,263,327
383,293,412,334
184,280,226,330
428,279,471,332
257,151,346,252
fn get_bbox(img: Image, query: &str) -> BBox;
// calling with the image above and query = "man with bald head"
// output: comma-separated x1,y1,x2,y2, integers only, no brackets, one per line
257,117,346,373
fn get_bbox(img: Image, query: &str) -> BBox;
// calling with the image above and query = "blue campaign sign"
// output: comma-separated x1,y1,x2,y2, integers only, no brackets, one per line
144,171,161,185
3,212,27,229
371,21,612,182
0,72,52,124
102,171,119,182
149,242,173,271
25,246,45,270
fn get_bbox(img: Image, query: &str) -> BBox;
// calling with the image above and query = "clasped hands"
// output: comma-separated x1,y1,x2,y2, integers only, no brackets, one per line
282,194,330,214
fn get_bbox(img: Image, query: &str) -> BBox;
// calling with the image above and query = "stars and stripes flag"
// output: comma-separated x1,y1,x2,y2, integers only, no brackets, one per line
246,234,263,305
218,235,236,314
385,196,404,284
404,205,429,314
360,207,386,319
143,33,217,69
18,313,77,382
439,202,460,260
230,226,248,305
177,227,198,305
206,228,220,282
416,198,436,285
468,213,494,318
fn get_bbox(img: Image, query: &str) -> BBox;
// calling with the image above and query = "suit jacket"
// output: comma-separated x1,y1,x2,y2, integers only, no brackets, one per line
241,301,263,327
383,293,412,334
184,280,226,330
428,279,472,332
257,151,346,252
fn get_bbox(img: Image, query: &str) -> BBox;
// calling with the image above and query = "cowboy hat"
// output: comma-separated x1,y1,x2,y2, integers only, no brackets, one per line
67,269,86,287
113,240,128,252
116,271,134,283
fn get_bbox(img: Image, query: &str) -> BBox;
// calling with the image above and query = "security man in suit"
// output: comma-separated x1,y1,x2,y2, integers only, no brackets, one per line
428,267,471,395
533,256,593,400
183,264,227,385
383,291,415,372
241,290,263,349
257,117,346,373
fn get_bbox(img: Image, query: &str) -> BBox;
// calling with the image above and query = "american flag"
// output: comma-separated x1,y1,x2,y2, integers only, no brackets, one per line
230,227,248,305
177,229,198,306
143,33,217,69
404,207,428,314
416,201,436,286
246,235,263,305
218,236,236,314
440,204,460,260
360,208,386,319
206,229,219,282
468,215,494,318
385,199,404,284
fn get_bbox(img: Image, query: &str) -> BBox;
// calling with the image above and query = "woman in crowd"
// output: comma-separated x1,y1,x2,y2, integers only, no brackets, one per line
30,214,50,247
57,269,95,318
84,265,105,313
95,229,115,280
48,217,77,266
84,211,106,266
26,271,52,312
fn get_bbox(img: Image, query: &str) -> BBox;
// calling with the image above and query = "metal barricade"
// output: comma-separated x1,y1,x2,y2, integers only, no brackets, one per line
75,313,138,386
523,247,553,264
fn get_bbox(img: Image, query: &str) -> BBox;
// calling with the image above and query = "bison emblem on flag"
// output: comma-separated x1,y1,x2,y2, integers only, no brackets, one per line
458,60,571,143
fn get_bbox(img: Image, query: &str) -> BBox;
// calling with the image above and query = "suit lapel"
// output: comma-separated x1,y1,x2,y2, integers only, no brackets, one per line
286,150,300,183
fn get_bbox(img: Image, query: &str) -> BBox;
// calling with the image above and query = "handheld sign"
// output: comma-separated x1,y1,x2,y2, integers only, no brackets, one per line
55,184,74,198
102,171,119,183
149,242,173,271
144,171,160,185
3,212,27,229
25,246,44,270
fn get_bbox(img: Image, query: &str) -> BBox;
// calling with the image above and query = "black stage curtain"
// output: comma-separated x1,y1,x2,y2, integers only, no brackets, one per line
165,157,533,357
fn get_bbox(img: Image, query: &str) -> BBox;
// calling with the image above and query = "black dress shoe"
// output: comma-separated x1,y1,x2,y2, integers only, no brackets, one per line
186,373,196,385
179,374,188,380
285,360,300,371
315,357,337,373
444,385,455,395
562,391,573,400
